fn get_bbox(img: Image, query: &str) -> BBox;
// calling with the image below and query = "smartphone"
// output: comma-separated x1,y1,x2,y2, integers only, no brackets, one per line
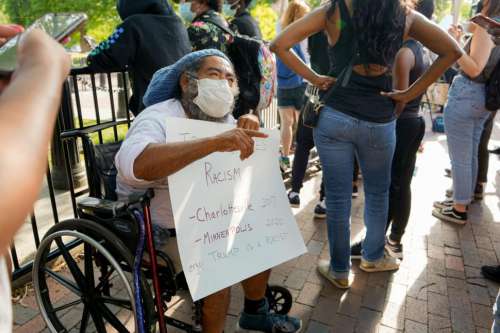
0,13,88,74
470,14,500,30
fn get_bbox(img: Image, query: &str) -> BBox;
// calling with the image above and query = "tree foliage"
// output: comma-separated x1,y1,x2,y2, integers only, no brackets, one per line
2,0,120,41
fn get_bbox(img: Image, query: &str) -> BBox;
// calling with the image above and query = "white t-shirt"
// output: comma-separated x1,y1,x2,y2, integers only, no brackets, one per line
0,257,12,332
115,99,235,229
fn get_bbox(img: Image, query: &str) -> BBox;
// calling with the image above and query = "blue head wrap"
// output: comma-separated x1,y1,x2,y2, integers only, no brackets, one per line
143,49,230,107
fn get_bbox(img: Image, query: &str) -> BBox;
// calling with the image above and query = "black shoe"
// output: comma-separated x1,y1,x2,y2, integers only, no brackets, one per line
489,147,500,155
444,168,451,178
433,198,454,209
474,183,484,201
385,237,403,260
481,265,500,283
352,185,359,198
432,206,467,225
314,200,326,219
350,241,363,260
288,191,300,208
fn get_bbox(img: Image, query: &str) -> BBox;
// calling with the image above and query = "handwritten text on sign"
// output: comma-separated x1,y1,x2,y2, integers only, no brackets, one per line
166,117,306,301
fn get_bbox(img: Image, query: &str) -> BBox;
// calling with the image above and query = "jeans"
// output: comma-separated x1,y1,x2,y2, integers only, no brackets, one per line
444,75,491,205
493,290,500,333
314,107,396,278
387,116,425,242
478,111,497,183
292,112,325,200
291,112,358,200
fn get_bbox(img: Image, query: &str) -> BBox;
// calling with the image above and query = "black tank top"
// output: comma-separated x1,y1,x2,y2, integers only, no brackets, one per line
324,0,404,123
399,40,428,118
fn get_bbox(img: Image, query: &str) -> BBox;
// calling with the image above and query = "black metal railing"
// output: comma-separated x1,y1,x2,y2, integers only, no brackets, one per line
10,68,280,281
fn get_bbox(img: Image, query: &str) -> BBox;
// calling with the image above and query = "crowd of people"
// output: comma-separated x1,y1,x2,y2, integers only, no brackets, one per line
1,0,500,332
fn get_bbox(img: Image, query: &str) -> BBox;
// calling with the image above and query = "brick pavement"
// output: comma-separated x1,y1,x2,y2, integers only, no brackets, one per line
12,126,500,332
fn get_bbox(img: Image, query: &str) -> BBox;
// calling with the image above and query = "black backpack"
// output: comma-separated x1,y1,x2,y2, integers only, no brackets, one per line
485,59,500,111
202,18,276,119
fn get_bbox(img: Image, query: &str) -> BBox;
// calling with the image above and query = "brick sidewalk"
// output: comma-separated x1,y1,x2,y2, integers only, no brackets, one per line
12,128,500,333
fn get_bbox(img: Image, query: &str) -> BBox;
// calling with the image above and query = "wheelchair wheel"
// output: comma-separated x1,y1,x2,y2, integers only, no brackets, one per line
266,285,293,315
33,219,155,333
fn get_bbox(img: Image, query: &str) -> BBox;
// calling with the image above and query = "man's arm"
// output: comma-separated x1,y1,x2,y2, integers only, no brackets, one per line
392,47,415,116
0,29,70,255
86,21,136,72
133,128,267,181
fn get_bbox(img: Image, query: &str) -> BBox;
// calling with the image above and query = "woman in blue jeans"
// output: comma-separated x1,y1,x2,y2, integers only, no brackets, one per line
271,0,461,288
432,0,500,225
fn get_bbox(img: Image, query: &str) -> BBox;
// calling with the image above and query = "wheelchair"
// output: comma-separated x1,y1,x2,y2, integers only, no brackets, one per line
32,121,293,333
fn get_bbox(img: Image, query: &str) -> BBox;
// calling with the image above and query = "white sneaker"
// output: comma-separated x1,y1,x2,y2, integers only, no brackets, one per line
360,252,400,273
317,260,351,289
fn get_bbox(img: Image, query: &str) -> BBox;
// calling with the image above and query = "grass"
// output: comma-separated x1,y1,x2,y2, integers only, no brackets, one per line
81,118,128,145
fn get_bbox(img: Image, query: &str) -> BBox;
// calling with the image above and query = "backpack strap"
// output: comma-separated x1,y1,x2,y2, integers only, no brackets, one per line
201,17,236,37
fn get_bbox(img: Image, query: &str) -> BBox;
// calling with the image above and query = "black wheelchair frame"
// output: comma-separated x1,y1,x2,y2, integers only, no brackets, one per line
32,121,293,333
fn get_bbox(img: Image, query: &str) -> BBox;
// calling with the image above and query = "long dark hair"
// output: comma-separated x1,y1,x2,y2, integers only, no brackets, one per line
485,0,500,17
328,0,413,65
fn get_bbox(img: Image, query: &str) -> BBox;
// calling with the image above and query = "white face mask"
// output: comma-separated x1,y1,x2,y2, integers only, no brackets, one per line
193,78,235,118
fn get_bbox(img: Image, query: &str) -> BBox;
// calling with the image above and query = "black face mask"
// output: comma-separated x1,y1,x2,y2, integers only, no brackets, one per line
476,0,484,14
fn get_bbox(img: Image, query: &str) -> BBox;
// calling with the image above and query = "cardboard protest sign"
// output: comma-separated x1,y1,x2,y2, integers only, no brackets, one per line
166,117,306,301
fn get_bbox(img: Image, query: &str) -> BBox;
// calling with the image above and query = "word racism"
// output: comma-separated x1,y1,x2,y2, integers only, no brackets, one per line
204,162,241,187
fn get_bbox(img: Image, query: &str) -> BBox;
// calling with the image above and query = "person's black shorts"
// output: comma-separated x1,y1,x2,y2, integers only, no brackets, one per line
277,84,306,110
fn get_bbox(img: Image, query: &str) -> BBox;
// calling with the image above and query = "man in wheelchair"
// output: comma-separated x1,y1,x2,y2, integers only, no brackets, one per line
114,49,302,333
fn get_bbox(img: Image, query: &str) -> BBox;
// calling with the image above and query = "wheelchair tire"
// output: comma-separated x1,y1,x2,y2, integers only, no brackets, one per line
33,218,155,333
266,285,293,315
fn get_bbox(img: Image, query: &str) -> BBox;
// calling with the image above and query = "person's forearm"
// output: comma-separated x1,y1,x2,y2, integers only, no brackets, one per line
0,57,67,255
274,49,318,83
134,137,224,181
405,54,459,101
456,54,481,77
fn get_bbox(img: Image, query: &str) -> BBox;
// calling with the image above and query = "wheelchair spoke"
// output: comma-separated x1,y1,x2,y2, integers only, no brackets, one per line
89,308,106,333
80,305,90,333
97,296,132,310
43,268,82,297
96,302,129,333
84,243,95,290
50,299,82,313
56,238,87,291
95,267,115,292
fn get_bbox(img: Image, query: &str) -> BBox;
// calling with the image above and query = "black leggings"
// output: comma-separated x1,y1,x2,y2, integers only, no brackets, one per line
387,116,425,243
477,111,497,184
291,113,358,200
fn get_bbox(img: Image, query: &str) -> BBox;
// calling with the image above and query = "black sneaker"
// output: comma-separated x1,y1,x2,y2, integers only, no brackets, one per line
385,237,403,260
489,147,500,155
288,191,300,208
474,183,484,201
481,265,500,283
432,206,467,225
352,185,359,198
350,241,363,260
444,168,451,178
314,200,326,219
433,199,454,209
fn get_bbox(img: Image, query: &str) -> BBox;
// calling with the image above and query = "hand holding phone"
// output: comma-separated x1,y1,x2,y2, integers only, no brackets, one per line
0,25,24,46
470,14,500,30
0,13,87,74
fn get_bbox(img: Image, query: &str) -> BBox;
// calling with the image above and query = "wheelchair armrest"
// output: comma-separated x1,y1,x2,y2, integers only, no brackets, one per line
77,197,128,217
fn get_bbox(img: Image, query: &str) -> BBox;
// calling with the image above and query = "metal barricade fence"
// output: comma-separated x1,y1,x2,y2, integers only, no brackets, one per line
10,68,280,281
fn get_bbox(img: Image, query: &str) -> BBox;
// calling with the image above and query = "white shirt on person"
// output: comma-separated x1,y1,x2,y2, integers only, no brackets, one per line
115,98,235,229
0,257,12,332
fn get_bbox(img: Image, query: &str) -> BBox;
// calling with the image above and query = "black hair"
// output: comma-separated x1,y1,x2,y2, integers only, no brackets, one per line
416,0,434,19
203,0,223,12
486,0,500,17
327,0,410,65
